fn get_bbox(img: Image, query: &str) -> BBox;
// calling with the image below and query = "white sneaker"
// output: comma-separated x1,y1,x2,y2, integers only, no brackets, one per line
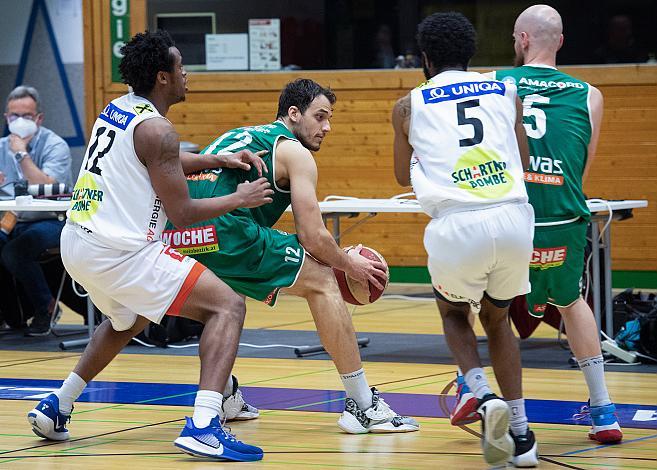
477,394,514,466
222,376,259,421
337,387,419,434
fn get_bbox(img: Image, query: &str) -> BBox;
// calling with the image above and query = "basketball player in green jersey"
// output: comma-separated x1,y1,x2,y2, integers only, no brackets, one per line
494,4,622,444
165,79,419,434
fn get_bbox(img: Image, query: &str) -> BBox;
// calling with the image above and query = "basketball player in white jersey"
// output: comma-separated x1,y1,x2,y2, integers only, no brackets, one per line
26,30,273,462
392,13,538,467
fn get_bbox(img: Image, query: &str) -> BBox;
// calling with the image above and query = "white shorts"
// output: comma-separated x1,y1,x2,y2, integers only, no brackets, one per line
60,223,206,331
424,203,534,305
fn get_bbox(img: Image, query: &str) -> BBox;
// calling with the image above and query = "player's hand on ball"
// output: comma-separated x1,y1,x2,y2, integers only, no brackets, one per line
236,177,274,208
346,244,387,290
334,245,389,305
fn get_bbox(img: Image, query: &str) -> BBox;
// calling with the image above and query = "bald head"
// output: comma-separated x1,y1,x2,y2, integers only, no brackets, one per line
516,5,562,48
513,4,563,66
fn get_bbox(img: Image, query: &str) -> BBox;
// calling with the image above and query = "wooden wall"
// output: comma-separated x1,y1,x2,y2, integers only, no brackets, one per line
83,2,657,272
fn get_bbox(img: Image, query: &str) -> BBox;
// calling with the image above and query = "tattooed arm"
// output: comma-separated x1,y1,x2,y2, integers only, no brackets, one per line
133,118,273,228
392,93,414,186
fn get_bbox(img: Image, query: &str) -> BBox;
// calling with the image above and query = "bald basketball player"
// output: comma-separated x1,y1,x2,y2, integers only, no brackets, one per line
493,5,622,444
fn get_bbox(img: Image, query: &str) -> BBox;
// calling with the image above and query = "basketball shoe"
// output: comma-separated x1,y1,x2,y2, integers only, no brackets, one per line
27,393,71,441
477,394,514,466
450,372,480,425
174,416,263,461
509,429,539,467
337,387,419,433
588,402,623,443
222,375,259,421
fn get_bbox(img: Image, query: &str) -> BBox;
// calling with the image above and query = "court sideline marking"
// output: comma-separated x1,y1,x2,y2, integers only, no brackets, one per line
4,366,654,467
0,369,460,463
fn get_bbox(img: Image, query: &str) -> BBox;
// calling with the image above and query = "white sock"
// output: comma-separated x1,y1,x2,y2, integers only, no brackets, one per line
464,368,492,400
222,375,235,399
192,390,223,428
55,372,86,415
340,368,373,410
577,355,611,407
507,398,529,436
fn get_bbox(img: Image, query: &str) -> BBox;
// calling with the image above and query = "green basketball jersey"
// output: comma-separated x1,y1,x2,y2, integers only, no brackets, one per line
162,121,304,303
494,66,592,222
194,120,297,226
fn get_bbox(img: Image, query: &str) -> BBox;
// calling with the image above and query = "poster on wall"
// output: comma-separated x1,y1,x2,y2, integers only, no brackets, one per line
205,34,248,70
248,19,281,70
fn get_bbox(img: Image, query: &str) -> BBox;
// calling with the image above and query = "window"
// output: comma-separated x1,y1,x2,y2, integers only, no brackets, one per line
155,13,216,67
148,0,657,71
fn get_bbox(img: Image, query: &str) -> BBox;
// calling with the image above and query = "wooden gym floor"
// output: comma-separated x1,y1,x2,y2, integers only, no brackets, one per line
1,290,656,469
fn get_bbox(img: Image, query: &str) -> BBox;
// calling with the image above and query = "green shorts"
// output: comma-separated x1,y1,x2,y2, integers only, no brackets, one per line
526,219,587,317
163,213,305,306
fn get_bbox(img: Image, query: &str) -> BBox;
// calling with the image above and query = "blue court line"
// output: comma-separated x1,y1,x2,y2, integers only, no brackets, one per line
560,432,657,456
1,377,656,431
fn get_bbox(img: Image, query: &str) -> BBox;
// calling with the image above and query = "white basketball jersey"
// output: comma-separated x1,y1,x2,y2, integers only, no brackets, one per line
68,93,168,250
409,70,528,218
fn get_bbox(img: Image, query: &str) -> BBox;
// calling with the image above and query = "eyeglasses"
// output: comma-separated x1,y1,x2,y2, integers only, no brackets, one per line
6,113,38,122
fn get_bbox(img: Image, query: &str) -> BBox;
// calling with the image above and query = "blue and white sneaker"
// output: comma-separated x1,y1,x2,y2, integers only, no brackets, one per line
574,401,623,443
27,393,71,441
174,416,263,461
589,403,623,443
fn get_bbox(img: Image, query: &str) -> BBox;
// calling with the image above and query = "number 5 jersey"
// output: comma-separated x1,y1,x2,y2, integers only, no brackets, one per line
68,93,167,250
493,65,592,223
409,70,528,219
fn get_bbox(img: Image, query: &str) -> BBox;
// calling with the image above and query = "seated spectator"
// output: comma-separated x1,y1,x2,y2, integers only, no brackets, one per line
0,85,72,336
593,14,649,63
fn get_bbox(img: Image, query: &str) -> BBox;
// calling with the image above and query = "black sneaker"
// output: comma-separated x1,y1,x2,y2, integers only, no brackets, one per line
509,429,539,467
25,313,52,337
477,393,514,466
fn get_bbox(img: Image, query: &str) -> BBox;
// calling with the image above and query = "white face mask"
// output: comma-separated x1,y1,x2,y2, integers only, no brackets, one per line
8,117,38,139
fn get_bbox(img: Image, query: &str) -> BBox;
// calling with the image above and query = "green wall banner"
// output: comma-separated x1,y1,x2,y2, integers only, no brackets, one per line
110,0,130,82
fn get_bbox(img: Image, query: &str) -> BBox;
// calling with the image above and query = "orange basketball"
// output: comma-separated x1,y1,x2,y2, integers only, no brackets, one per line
333,246,389,305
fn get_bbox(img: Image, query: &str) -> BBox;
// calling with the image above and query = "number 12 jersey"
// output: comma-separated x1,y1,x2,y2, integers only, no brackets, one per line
68,93,167,250
409,70,528,219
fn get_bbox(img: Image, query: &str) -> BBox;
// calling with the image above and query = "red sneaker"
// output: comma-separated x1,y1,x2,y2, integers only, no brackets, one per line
450,382,480,425
588,403,623,444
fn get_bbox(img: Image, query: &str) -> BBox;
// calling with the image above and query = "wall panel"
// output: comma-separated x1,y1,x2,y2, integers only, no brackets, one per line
83,2,657,271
